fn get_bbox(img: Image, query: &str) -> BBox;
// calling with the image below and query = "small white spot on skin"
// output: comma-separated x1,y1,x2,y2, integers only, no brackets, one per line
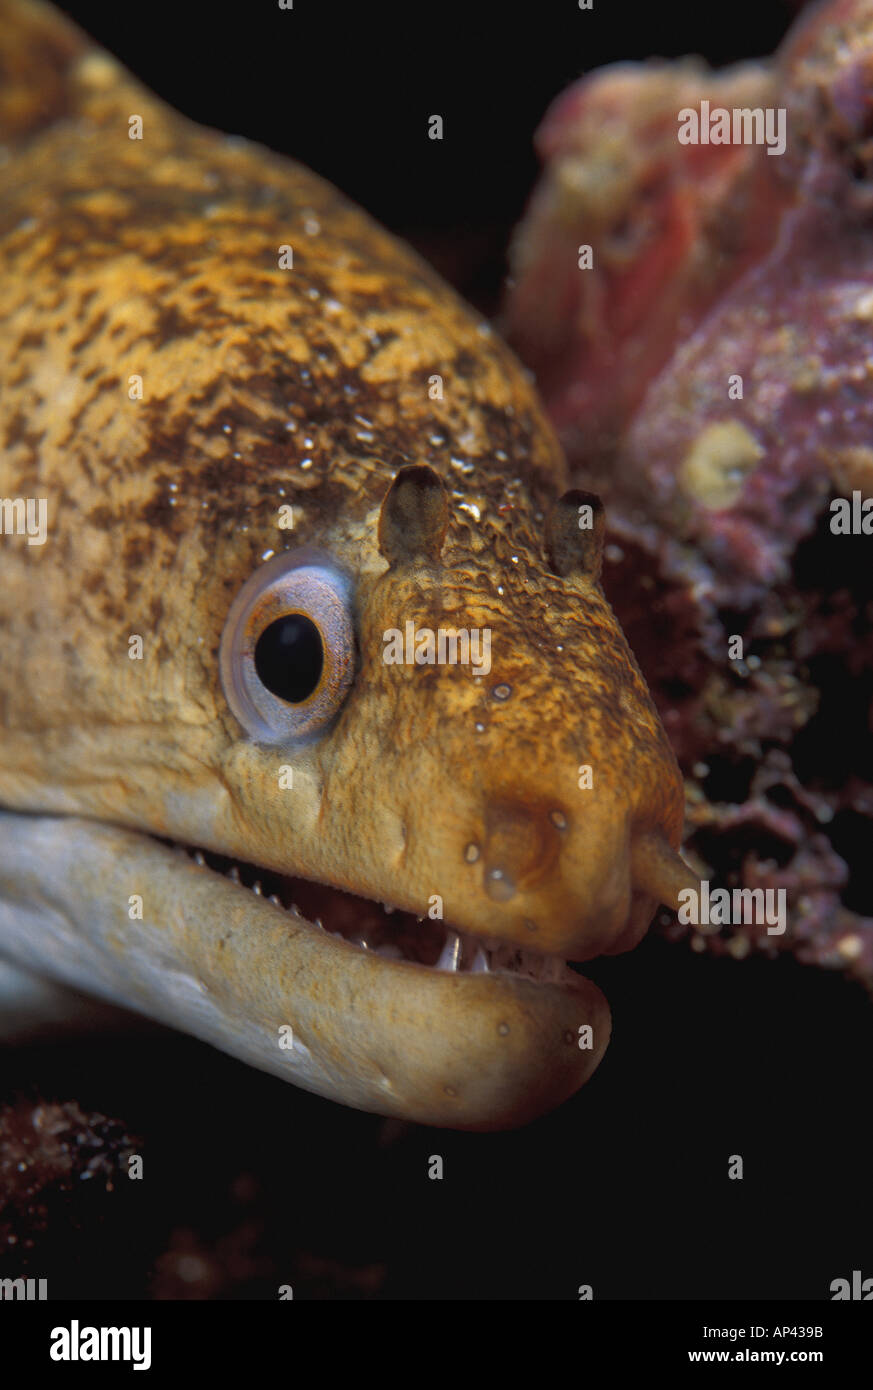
459,502,481,521
77,52,118,90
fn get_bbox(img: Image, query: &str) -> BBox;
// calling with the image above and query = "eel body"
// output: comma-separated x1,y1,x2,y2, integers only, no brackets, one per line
0,0,695,1128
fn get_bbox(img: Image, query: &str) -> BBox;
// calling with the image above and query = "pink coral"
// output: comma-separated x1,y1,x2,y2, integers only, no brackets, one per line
504,0,873,988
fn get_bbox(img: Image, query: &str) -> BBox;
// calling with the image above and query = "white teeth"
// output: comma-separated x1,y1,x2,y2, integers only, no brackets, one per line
181,853,570,983
436,930,463,972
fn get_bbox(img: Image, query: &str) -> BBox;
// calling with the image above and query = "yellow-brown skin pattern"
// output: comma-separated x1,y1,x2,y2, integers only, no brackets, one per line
0,1,687,1126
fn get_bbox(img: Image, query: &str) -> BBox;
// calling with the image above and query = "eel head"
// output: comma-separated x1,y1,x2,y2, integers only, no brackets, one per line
1,464,695,1129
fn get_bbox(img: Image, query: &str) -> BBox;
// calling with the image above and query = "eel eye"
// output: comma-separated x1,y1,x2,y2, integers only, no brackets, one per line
219,549,355,743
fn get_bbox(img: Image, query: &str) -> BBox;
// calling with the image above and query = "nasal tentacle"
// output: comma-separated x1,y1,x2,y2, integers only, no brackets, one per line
631,831,700,910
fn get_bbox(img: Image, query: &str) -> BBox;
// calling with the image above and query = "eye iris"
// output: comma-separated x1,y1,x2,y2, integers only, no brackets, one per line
254,614,324,704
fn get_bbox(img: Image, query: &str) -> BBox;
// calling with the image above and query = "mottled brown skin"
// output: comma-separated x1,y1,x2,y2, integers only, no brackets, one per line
0,1,689,1125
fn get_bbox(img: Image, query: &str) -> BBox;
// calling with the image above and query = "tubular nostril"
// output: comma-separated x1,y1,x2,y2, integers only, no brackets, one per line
482,799,562,899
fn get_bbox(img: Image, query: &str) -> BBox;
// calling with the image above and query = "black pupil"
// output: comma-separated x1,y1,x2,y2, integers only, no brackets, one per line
254,614,324,704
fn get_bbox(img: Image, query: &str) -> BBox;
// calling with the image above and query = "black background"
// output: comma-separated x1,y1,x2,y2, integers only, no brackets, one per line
59,0,805,308
3,0,871,1302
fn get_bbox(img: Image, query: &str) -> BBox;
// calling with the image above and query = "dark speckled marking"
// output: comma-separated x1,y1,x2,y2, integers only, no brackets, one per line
0,0,687,977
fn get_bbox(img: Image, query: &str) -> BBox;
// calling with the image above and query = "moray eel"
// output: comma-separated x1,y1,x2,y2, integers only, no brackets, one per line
0,0,697,1129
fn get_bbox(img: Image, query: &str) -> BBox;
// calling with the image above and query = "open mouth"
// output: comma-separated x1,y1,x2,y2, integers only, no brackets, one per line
0,810,612,1126
170,842,583,991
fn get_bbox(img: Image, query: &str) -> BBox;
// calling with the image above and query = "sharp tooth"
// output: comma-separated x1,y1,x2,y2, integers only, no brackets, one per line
269,894,281,906
253,881,263,895
193,851,206,867
471,946,489,973
382,903,395,914
228,865,240,883
436,930,462,972
314,917,323,931
291,903,302,917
